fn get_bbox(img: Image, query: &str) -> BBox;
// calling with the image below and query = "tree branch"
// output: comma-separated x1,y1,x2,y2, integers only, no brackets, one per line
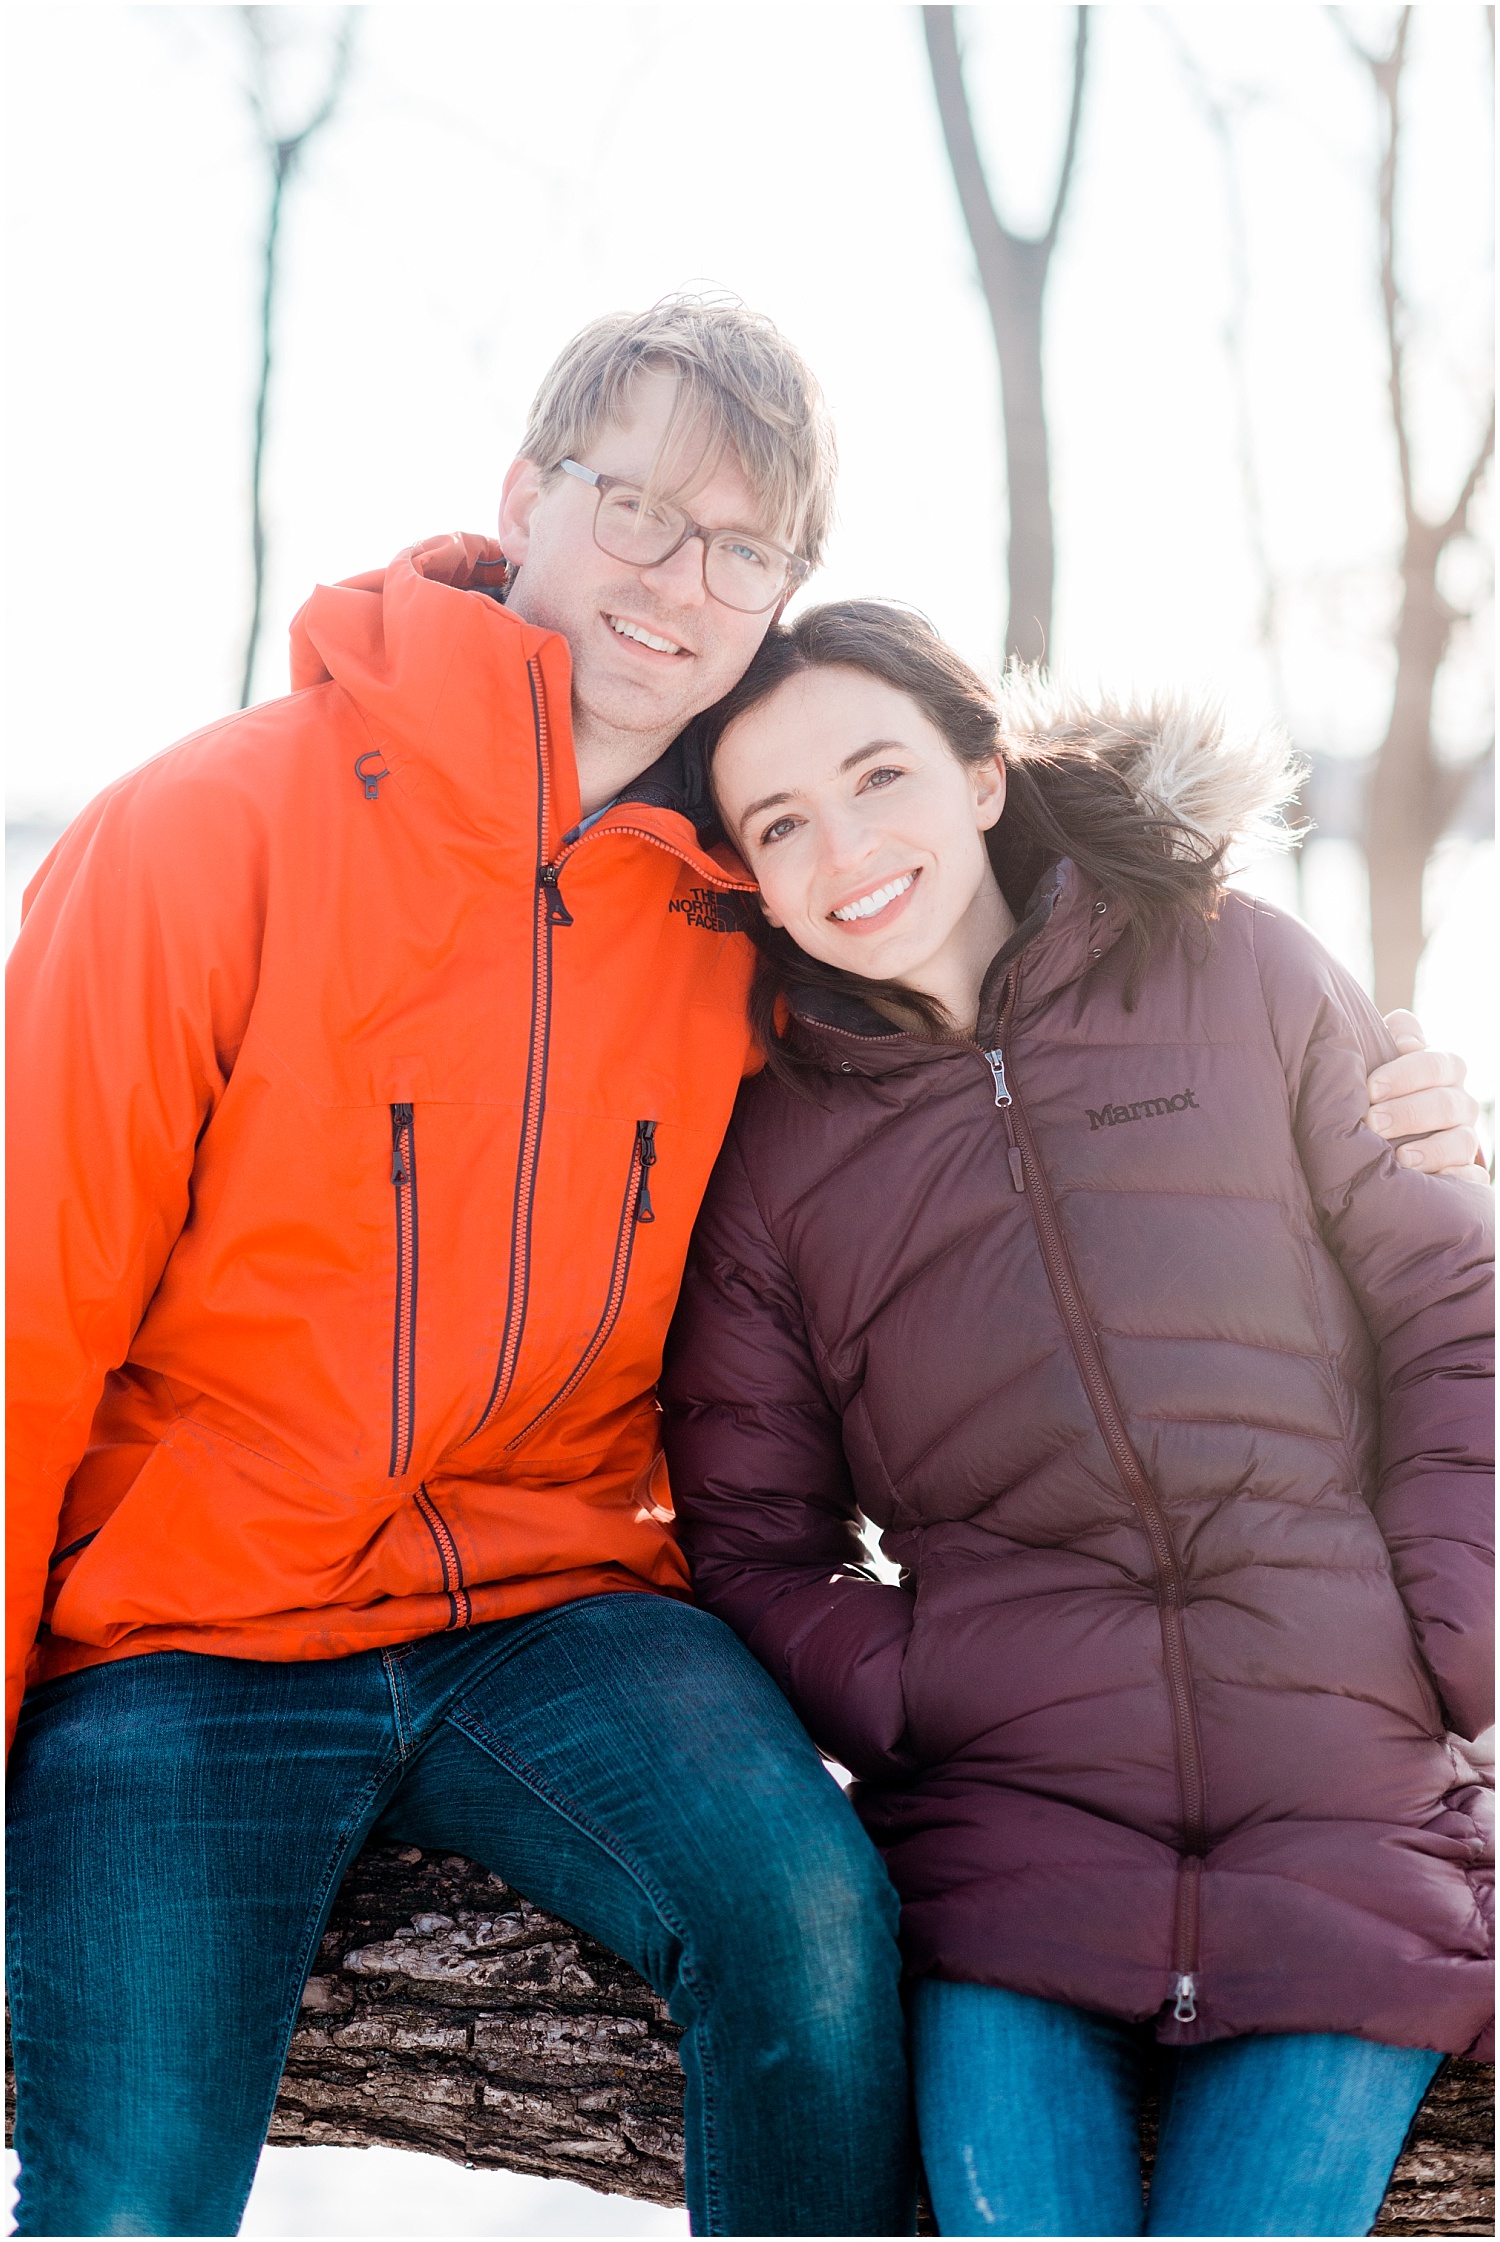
1043,9,1090,254
1437,407,1496,544
922,8,1007,263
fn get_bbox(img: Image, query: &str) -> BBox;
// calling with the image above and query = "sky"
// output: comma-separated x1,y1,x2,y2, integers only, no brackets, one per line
1,3,1493,2230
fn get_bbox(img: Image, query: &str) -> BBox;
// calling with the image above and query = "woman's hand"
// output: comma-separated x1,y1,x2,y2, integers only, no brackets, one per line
1366,1012,1488,1181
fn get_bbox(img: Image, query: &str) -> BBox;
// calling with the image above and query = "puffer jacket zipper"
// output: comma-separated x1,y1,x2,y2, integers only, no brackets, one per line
989,967,1208,2023
388,1103,419,1478
505,1121,659,1450
414,1483,470,1629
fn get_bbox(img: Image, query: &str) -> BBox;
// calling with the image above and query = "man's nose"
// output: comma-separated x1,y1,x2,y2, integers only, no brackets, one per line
643,535,709,606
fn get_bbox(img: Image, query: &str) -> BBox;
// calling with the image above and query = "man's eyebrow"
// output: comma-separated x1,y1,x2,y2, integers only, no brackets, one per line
735,740,910,835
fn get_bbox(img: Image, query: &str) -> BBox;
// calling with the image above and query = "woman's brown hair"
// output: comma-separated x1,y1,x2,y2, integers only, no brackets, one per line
699,601,1295,1081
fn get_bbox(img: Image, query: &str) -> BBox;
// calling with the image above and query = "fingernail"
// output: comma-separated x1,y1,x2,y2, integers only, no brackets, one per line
1370,1109,1393,1133
1397,1145,1421,1167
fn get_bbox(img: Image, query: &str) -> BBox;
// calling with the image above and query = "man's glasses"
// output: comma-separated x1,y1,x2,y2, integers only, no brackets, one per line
559,459,810,615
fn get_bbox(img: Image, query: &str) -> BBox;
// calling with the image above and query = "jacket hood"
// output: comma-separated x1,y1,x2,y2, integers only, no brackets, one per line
993,674,1307,862
287,534,573,808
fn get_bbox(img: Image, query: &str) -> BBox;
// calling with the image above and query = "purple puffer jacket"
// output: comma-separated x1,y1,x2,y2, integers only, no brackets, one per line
661,863,1494,2057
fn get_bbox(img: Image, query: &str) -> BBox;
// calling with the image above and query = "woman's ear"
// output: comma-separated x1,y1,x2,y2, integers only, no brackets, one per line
973,754,1007,832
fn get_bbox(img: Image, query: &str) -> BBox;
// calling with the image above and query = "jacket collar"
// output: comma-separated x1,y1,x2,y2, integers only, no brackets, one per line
786,859,1131,1075
287,534,746,886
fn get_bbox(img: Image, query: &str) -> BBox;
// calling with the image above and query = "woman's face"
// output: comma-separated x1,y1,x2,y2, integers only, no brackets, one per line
713,665,1009,1001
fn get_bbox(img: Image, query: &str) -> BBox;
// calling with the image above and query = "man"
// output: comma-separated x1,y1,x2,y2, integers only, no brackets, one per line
6,297,1484,2239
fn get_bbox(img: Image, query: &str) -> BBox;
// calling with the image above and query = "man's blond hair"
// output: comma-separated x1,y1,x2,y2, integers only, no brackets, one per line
521,294,837,566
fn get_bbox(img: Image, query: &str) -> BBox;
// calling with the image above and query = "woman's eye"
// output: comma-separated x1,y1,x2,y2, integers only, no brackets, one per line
862,766,903,791
759,816,798,846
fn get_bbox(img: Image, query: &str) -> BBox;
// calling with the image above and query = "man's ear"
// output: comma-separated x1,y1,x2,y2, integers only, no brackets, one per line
974,754,1007,831
498,456,544,563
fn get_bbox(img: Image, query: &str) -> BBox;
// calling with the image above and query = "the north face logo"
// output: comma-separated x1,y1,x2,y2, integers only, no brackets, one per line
669,888,742,934
1088,1089,1199,1130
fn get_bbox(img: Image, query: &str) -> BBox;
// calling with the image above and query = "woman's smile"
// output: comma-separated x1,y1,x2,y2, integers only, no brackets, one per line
828,868,920,930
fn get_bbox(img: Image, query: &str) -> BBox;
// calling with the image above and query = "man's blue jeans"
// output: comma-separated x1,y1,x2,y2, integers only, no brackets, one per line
912,1979,1443,2237
6,1594,913,2238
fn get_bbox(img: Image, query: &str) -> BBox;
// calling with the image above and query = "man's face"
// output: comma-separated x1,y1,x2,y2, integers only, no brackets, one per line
498,371,787,757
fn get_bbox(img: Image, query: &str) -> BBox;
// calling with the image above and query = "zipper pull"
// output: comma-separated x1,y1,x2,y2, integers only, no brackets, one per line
390,1103,413,1186
539,864,573,926
634,1120,657,1224
1171,1973,1198,2023
982,1048,1012,1108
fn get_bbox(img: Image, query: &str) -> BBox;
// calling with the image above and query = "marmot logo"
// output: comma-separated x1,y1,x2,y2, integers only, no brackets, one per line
669,888,742,934
1089,1089,1199,1129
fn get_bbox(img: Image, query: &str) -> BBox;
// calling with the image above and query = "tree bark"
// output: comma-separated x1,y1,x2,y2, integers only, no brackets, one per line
6,1840,1493,2227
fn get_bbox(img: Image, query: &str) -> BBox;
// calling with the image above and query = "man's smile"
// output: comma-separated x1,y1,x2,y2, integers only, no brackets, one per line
605,612,692,658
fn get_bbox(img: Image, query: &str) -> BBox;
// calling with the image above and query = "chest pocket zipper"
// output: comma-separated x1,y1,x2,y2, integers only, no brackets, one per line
389,1103,419,1478
504,1121,657,1451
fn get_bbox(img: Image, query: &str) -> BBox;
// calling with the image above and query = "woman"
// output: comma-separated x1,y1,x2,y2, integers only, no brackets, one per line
660,602,1493,2238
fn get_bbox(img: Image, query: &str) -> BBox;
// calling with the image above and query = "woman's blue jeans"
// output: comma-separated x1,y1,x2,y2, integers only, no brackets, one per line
912,1979,1443,2237
6,1594,913,2238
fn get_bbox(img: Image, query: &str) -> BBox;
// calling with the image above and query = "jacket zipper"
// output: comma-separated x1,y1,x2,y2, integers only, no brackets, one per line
504,1121,658,1450
464,691,748,1446
388,1103,419,1478
988,971,1207,2022
465,658,561,1442
414,1483,470,1629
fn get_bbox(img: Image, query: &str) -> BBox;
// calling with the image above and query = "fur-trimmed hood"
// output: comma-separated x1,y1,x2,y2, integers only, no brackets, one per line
993,674,1307,863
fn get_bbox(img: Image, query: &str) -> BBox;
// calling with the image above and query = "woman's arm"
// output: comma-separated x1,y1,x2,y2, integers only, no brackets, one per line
1253,907,1495,1740
661,1123,916,1782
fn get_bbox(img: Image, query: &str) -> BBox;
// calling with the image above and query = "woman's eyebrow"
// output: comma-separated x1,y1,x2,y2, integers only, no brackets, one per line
838,737,908,774
738,786,795,830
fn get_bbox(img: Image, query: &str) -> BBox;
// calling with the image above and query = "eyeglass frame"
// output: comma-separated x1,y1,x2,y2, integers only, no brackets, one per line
557,457,811,614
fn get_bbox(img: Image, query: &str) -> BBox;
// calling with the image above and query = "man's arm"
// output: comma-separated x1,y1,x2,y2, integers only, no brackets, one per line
5,750,264,1746
1367,1011,1488,1181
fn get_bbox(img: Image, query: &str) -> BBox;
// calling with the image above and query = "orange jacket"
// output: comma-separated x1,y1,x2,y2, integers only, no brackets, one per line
6,535,757,1744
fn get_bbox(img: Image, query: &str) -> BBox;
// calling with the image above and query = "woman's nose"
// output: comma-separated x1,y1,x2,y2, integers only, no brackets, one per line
817,805,881,875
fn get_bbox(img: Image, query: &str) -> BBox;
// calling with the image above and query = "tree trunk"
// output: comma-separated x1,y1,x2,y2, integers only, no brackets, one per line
1366,519,1463,1013
987,239,1053,667
10,1842,1487,2228
922,5,1087,667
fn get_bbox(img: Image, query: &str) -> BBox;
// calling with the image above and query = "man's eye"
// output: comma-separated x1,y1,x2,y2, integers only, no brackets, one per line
760,817,798,846
724,540,770,570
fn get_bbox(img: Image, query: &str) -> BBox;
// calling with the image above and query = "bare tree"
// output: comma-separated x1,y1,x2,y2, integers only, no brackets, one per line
922,5,1089,665
238,6,357,709
1334,5,1495,1011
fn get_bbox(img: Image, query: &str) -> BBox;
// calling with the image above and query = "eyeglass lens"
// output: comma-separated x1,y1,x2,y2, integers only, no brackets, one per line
593,485,788,613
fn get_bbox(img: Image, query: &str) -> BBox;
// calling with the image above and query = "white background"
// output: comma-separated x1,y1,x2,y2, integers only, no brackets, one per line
3,4,1492,2233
